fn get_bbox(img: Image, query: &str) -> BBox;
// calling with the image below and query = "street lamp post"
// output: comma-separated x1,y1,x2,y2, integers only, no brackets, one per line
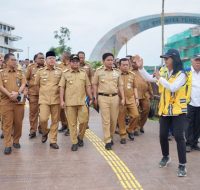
161,0,165,65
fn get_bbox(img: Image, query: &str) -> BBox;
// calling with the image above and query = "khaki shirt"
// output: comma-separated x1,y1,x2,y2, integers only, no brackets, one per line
92,66,123,94
26,63,44,96
0,68,26,105
121,71,136,104
57,62,71,71
59,68,91,106
35,66,62,105
133,70,153,99
80,62,93,82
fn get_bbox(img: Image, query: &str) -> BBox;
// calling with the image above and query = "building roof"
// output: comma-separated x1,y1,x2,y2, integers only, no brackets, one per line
0,21,15,30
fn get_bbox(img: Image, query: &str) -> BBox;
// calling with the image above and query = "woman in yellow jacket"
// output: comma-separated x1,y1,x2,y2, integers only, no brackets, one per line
135,49,187,177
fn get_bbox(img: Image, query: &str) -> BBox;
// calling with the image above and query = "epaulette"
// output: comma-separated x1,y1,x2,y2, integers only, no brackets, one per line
113,68,120,72
96,65,104,70
38,67,44,71
80,68,86,72
128,70,135,75
63,69,69,73
56,67,62,71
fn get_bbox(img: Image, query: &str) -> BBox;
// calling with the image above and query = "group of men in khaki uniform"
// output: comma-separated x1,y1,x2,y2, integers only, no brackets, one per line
0,50,152,154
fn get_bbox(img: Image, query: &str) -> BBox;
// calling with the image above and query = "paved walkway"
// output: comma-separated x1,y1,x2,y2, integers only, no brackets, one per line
0,108,200,190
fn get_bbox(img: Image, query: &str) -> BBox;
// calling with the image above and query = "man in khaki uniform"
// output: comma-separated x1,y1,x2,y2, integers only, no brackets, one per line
26,53,45,138
35,51,62,149
78,51,94,129
0,53,26,154
78,51,93,82
131,55,153,135
57,52,71,135
59,54,93,151
93,53,125,150
117,58,139,144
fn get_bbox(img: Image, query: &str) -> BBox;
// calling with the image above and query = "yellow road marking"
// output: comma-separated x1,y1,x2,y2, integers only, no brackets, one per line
85,130,143,190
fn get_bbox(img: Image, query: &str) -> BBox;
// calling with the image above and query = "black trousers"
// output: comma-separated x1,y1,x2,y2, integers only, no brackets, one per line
159,114,187,164
186,105,200,147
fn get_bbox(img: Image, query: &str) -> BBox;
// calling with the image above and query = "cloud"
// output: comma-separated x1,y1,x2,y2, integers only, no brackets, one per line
0,0,200,64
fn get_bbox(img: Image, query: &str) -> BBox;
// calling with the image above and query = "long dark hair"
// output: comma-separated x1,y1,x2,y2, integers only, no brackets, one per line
172,55,184,75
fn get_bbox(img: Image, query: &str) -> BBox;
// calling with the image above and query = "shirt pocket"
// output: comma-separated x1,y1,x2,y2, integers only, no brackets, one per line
16,75,23,87
40,75,48,85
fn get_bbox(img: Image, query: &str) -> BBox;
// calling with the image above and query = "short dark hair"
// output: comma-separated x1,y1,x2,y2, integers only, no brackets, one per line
34,53,44,61
119,58,129,66
77,51,85,56
102,53,114,61
33,54,37,61
4,53,14,63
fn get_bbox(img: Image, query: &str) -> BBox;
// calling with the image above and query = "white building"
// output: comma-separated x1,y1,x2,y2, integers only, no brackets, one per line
0,22,22,54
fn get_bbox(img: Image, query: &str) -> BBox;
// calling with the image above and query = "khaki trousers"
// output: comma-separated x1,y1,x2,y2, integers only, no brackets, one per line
136,98,150,131
29,95,40,133
98,95,119,143
1,104,24,147
60,108,68,126
66,105,88,144
118,103,139,139
39,104,60,143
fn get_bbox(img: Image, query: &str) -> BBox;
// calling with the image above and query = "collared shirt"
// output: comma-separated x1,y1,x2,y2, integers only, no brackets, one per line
0,67,26,105
132,69,152,99
57,62,71,71
189,66,200,107
139,68,186,93
26,63,44,95
92,66,123,94
35,66,62,105
80,62,94,82
59,68,91,106
121,71,136,104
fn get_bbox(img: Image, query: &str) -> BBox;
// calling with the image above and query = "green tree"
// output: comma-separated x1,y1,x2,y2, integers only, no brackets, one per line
50,27,71,57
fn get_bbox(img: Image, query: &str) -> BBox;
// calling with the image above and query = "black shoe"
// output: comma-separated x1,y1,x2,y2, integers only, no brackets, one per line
186,146,192,153
50,143,59,149
140,128,144,133
58,124,67,132
105,143,112,150
159,156,171,168
133,131,139,136
177,165,187,177
42,131,49,143
78,137,84,147
4,147,12,155
13,143,21,149
127,130,135,141
29,132,36,139
120,138,126,144
111,140,114,146
38,129,43,135
192,144,200,151
64,128,70,136
71,144,78,151
0,133,4,139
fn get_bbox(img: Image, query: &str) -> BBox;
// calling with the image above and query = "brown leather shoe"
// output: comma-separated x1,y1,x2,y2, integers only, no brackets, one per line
42,130,49,143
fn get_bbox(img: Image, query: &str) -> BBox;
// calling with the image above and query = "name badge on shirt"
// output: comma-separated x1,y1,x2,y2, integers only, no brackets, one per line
127,83,131,89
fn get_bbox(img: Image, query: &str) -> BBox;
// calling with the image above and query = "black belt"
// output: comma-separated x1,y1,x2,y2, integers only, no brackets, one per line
98,93,118,97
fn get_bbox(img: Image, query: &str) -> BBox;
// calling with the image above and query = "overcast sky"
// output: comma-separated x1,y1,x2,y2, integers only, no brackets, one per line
1,0,200,65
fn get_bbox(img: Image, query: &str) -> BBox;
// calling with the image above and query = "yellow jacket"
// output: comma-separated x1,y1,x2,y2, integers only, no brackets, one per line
158,71,187,116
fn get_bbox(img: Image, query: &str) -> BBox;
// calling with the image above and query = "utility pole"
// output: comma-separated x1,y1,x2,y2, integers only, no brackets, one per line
27,46,30,59
161,0,165,65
